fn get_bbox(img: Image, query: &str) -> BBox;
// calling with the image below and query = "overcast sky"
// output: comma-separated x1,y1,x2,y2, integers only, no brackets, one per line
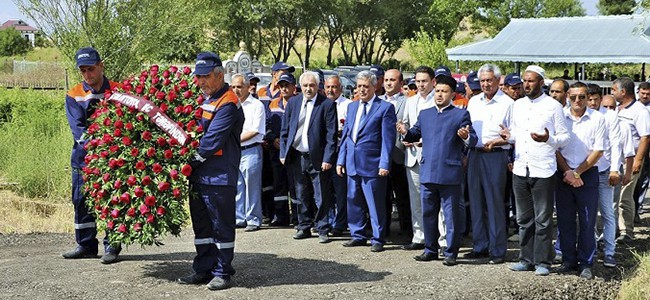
0,0,601,26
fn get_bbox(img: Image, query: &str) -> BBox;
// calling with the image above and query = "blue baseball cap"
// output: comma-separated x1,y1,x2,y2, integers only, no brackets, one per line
245,72,260,83
504,73,523,86
194,52,223,75
466,71,481,91
271,61,295,73
456,81,466,93
434,65,451,78
277,73,296,85
370,65,385,77
314,69,325,89
407,78,416,86
75,47,101,68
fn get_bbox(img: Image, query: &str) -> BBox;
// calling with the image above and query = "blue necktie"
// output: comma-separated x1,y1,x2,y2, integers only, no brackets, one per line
359,101,368,125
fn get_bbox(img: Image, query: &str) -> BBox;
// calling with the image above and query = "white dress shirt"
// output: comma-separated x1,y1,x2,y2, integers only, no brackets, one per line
402,90,435,167
559,107,606,169
467,89,513,149
595,108,621,172
510,93,570,178
384,92,400,110
335,95,352,131
352,97,375,142
240,94,266,146
617,100,650,151
295,96,315,153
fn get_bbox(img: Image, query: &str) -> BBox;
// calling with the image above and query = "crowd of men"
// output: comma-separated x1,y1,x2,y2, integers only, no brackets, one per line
63,47,650,291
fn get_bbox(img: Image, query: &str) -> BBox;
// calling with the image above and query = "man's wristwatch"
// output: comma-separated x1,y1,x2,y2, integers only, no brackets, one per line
573,171,581,179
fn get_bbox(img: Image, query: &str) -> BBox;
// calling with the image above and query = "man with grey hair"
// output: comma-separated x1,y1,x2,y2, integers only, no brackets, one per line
337,70,396,252
500,65,569,276
178,51,244,290
232,73,266,232
612,77,650,243
280,71,338,243
465,63,513,264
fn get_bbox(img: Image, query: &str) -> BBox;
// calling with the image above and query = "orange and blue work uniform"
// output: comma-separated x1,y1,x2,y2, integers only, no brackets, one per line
189,83,244,280
65,77,119,254
257,84,281,223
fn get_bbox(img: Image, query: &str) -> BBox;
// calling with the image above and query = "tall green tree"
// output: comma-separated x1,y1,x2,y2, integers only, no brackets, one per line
597,0,636,15
475,0,586,35
0,28,31,56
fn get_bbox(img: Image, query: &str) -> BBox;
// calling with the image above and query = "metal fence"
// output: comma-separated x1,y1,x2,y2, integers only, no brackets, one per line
0,60,67,90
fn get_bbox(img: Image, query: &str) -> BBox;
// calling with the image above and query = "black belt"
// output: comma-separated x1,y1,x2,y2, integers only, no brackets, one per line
241,142,261,150
469,147,508,153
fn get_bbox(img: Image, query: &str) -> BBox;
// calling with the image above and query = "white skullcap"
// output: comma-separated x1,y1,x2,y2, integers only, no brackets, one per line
525,65,545,79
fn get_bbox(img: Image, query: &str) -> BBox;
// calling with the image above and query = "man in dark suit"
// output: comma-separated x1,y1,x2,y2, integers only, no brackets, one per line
280,71,338,243
397,75,478,266
337,70,397,252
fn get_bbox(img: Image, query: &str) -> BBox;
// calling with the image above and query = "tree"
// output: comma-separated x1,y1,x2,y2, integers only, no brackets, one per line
406,31,450,69
598,0,636,15
14,0,210,79
475,0,586,35
0,28,31,56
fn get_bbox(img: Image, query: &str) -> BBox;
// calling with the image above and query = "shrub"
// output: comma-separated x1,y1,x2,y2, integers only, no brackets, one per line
0,88,70,201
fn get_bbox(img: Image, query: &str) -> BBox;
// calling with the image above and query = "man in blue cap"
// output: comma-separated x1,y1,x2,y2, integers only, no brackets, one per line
465,71,482,99
245,71,260,97
503,73,524,100
63,47,121,264
177,51,244,291
258,61,295,103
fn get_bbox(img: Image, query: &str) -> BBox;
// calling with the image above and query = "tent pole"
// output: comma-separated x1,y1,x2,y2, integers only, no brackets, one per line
515,62,520,74
581,63,585,80
455,60,460,73
574,63,578,80
643,63,646,81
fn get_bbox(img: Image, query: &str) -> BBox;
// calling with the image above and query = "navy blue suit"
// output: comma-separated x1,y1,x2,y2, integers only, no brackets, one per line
280,93,337,234
403,105,477,258
337,96,396,245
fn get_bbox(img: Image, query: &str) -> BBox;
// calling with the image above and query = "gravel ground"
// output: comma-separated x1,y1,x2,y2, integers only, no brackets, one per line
1,213,647,300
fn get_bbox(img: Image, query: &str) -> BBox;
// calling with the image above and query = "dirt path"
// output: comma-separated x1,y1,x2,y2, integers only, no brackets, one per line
2,214,647,300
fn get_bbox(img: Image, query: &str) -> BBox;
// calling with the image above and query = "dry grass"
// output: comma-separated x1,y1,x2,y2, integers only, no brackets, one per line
0,190,73,234
619,252,650,300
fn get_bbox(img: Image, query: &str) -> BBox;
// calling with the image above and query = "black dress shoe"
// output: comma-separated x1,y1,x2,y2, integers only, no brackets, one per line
62,246,97,259
206,276,233,290
401,243,425,251
414,252,439,262
293,230,312,239
463,251,489,259
443,256,457,266
330,228,344,237
488,257,505,264
555,264,578,274
342,239,367,247
370,244,384,252
177,272,213,284
100,251,119,264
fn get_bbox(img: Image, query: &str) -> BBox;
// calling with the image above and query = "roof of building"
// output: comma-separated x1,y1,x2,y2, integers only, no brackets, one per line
1,19,38,32
446,15,650,64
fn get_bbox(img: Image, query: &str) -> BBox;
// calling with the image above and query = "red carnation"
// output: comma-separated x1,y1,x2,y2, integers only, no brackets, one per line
90,139,99,147
101,206,109,215
182,66,191,75
141,175,152,186
194,108,203,119
179,147,189,155
139,203,150,215
190,140,199,148
103,118,112,127
107,220,115,229
110,196,119,205
117,223,127,233
135,85,144,94
122,136,132,146
170,169,179,180
113,179,122,189
135,161,146,170
158,181,170,191
125,122,134,131
110,209,120,219
169,66,178,73
172,188,181,198
164,149,173,159
156,206,166,216
102,134,113,144
152,76,160,86
146,213,155,224
156,91,165,100
160,103,168,112
109,145,119,153
97,190,107,199
167,90,177,101
133,222,142,232
181,164,193,177
162,70,171,79
134,186,145,198
183,90,193,99
127,207,136,217
174,106,183,114
130,147,139,157
196,125,203,133
116,158,125,167
114,120,124,129
137,114,144,122
163,78,172,86
156,137,167,147
142,131,153,141
150,65,159,72
152,163,163,174
92,182,100,190
127,175,137,186
169,138,179,146
183,104,193,114
108,159,117,169
197,94,204,105
179,79,189,89
145,195,156,206
102,173,111,182
120,192,131,203
146,147,156,157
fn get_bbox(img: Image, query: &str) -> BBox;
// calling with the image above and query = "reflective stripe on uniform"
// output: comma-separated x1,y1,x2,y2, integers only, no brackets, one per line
290,197,301,204
201,103,217,113
74,222,96,230
194,238,215,245
262,186,273,192
215,242,235,249
74,93,105,102
274,196,288,201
